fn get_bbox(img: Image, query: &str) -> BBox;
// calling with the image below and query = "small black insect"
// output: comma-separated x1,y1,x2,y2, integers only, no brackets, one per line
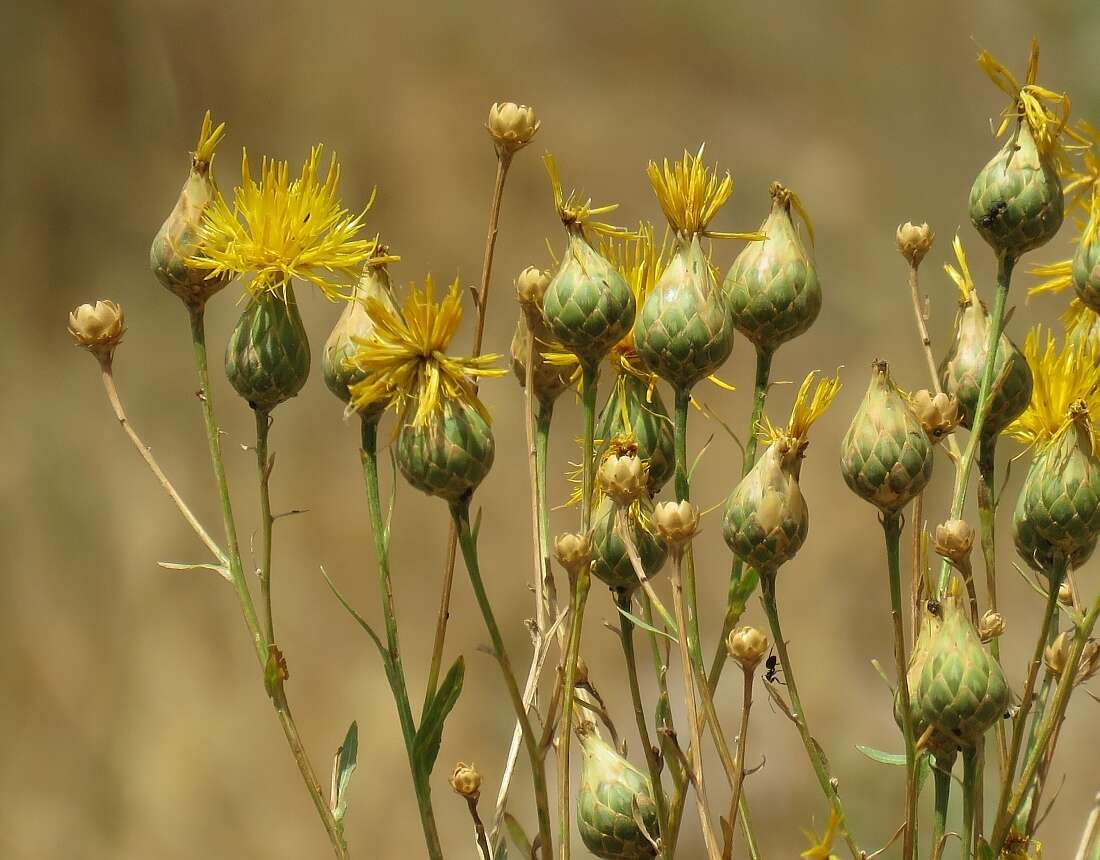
927,598,942,617
979,200,1008,229
763,652,786,685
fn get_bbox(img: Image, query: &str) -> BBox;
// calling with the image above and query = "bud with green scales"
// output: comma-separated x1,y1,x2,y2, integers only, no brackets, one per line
917,591,1009,747
596,374,675,495
396,395,496,502
940,236,1033,437
225,287,311,411
576,726,660,859
896,607,957,761
510,267,574,410
1072,202,1100,312
589,496,668,592
724,182,821,354
841,360,934,515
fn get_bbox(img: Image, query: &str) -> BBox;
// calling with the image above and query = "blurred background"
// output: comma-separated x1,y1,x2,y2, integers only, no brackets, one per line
5,1,1100,856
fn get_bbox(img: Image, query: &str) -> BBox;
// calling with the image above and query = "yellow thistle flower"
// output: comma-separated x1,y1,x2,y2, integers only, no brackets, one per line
945,233,977,301
757,370,842,451
543,152,631,238
1063,297,1100,346
1060,119,1100,213
1027,197,1098,298
976,39,1082,166
601,223,671,376
799,808,843,860
191,145,377,299
646,145,762,241
346,275,504,425
1005,326,1100,451
193,111,227,168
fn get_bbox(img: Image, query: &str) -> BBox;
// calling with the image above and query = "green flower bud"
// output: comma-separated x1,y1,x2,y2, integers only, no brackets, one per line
396,396,495,501
1072,223,1100,313
225,287,311,411
589,496,667,592
724,183,821,353
596,374,674,495
896,606,957,761
841,361,934,515
511,269,574,409
577,727,660,859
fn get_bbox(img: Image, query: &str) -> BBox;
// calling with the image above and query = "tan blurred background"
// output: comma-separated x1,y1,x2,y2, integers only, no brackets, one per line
5,1,1100,857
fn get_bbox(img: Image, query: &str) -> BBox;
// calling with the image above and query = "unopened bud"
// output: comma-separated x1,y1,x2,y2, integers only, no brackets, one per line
653,500,700,545
69,300,125,360
896,221,935,267
554,532,592,574
450,762,482,800
726,626,769,671
487,102,539,155
1058,581,1075,606
911,390,961,444
934,519,975,564
978,610,1006,643
598,452,647,506
516,266,551,310
1045,632,1072,676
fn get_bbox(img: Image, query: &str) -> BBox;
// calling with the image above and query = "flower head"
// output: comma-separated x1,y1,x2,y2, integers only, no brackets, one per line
1005,327,1100,451
758,370,842,459
647,145,760,241
944,234,978,303
487,102,539,155
449,762,482,799
543,152,629,238
909,390,961,443
654,500,701,545
191,146,378,299
346,276,504,425
896,221,934,267
1060,119,1100,214
69,300,125,358
726,626,769,671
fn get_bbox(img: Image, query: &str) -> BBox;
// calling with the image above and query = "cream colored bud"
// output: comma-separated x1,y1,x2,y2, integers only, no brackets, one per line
487,102,540,154
598,452,647,506
554,532,592,573
1077,640,1100,685
978,610,1007,643
449,762,482,800
516,266,551,310
68,300,125,358
726,626,769,671
933,518,975,564
1058,581,1075,606
911,389,961,444
1045,632,1072,676
896,221,935,267
653,500,700,545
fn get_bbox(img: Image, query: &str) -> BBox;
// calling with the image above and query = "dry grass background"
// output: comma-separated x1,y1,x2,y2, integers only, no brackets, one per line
4,1,1100,857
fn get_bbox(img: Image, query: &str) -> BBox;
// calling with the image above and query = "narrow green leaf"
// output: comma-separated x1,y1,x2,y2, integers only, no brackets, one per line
855,744,906,766
331,721,359,823
320,565,388,662
413,656,465,778
503,813,532,858
615,604,678,644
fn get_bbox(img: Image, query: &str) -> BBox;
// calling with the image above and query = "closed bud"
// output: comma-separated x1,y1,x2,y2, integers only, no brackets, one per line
554,532,592,574
978,610,1007,643
934,519,975,565
1058,581,1076,606
896,221,935,267
654,500,700,545
726,626,769,671
516,266,551,311
449,762,482,800
598,452,647,507
487,102,539,155
68,300,125,359
1045,632,1072,676
1077,639,1100,685
911,390,961,444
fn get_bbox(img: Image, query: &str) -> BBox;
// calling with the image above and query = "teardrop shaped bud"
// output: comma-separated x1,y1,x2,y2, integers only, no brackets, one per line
896,606,957,760
512,267,574,408
896,221,935,268
225,287,311,410
589,496,667,592
726,625,769,671
841,361,934,514
725,183,821,353
396,396,495,501
917,594,1010,747
322,262,399,410
1072,220,1100,313
598,451,647,507
910,390,962,444
69,300,125,360
933,519,975,566
542,230,636,366
554,531,593,574
597,374,675,494
723,441,808,572
576,727,660,859
634,235,733,390
968,120,1064,258
654,500,700,546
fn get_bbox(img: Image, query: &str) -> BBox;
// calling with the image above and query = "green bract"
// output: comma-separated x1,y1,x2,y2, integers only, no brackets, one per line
589,496,667,592
1073,227,1100,313
577,728,659,859
323,264,398,410
596,374,674,495
396,397,495,501
225,287,311,410
896,608,956,761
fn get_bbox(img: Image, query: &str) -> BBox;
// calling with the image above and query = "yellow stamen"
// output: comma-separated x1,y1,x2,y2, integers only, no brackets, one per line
757,370,842,449
193,111,227,168
543,152,631,238
945,234,975,303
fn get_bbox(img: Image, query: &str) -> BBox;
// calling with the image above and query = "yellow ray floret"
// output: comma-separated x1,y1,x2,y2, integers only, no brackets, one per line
799,807,843,859
758,370,842,451
600,223,671,378
1060,119,1100,214
945,234,976,302
191,145,377,299
543,152,630,239
1005,326,1100,451
1063,298,1100,347
193,111,227,168
346,275,504,425
647,145,761,241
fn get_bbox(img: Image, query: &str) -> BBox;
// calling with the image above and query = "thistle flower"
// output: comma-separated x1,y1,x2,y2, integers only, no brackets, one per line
510,267,574,409
540,154,635,366
68,300,125,360
190,145,377,300
934,519,975,565
940,236,1033,437
1072,192,1100,313
1063,298,1100,353
449,762,482,799
486,102,539,156
589,494,667,593
896,221,935,268
909,389,961,444
151,112,232,307
347,277,505,501
576,726,660,859
724,371,841,571
554,532,593,574
653,500,701,546
726,625,769,671
725,182,821,354
596,374,675,495
224,287,311,410
598,450,648,507
896,607,956,761
634,147,745,390
841,361,933,515
969,41,1073,258
978,610,1007,643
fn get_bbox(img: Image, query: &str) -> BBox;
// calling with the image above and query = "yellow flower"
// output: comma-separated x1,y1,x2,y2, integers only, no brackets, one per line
191,145,377,299
757,370,842,453
1063,297,1100,346
346,275,504,425
799,808,843,860
1059,119,1100,214
1027,191,1098,298
1004,326,1100,451
543,152,630,238
600,223,671,378
647,145,761,241
944,233,977,302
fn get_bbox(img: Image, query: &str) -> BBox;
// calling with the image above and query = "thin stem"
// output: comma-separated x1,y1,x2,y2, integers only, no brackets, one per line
936,254,1016,598
932,759,953,860
962,747,979,859
254,408,275,645
977,436,1009,776
759,573,861,858
710,347,772,691
724,666,755,857
906,261,961,461
360,418,444,859
186,305,346,859
536,403,559,635
1073,792,1100,860
1017,613,1061,835
884,513,918,860
466,796,492,860
451,497,554,859
96,356,226,564
525,330,548,638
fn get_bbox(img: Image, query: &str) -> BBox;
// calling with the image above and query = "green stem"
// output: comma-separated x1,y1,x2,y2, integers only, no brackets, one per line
360,418,444,860
962,748,979,859
885,513,918,860
710,347,772,691
936,254,1016,598
1015,611,1061,834
451,496,553,859
254,408,275,645
977,436,1009,776
536,402,557,629
187,305,347,860
672,387,704,678
615,589,670,853
932,758,953,860
759,573,860,857
581,363,599,531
